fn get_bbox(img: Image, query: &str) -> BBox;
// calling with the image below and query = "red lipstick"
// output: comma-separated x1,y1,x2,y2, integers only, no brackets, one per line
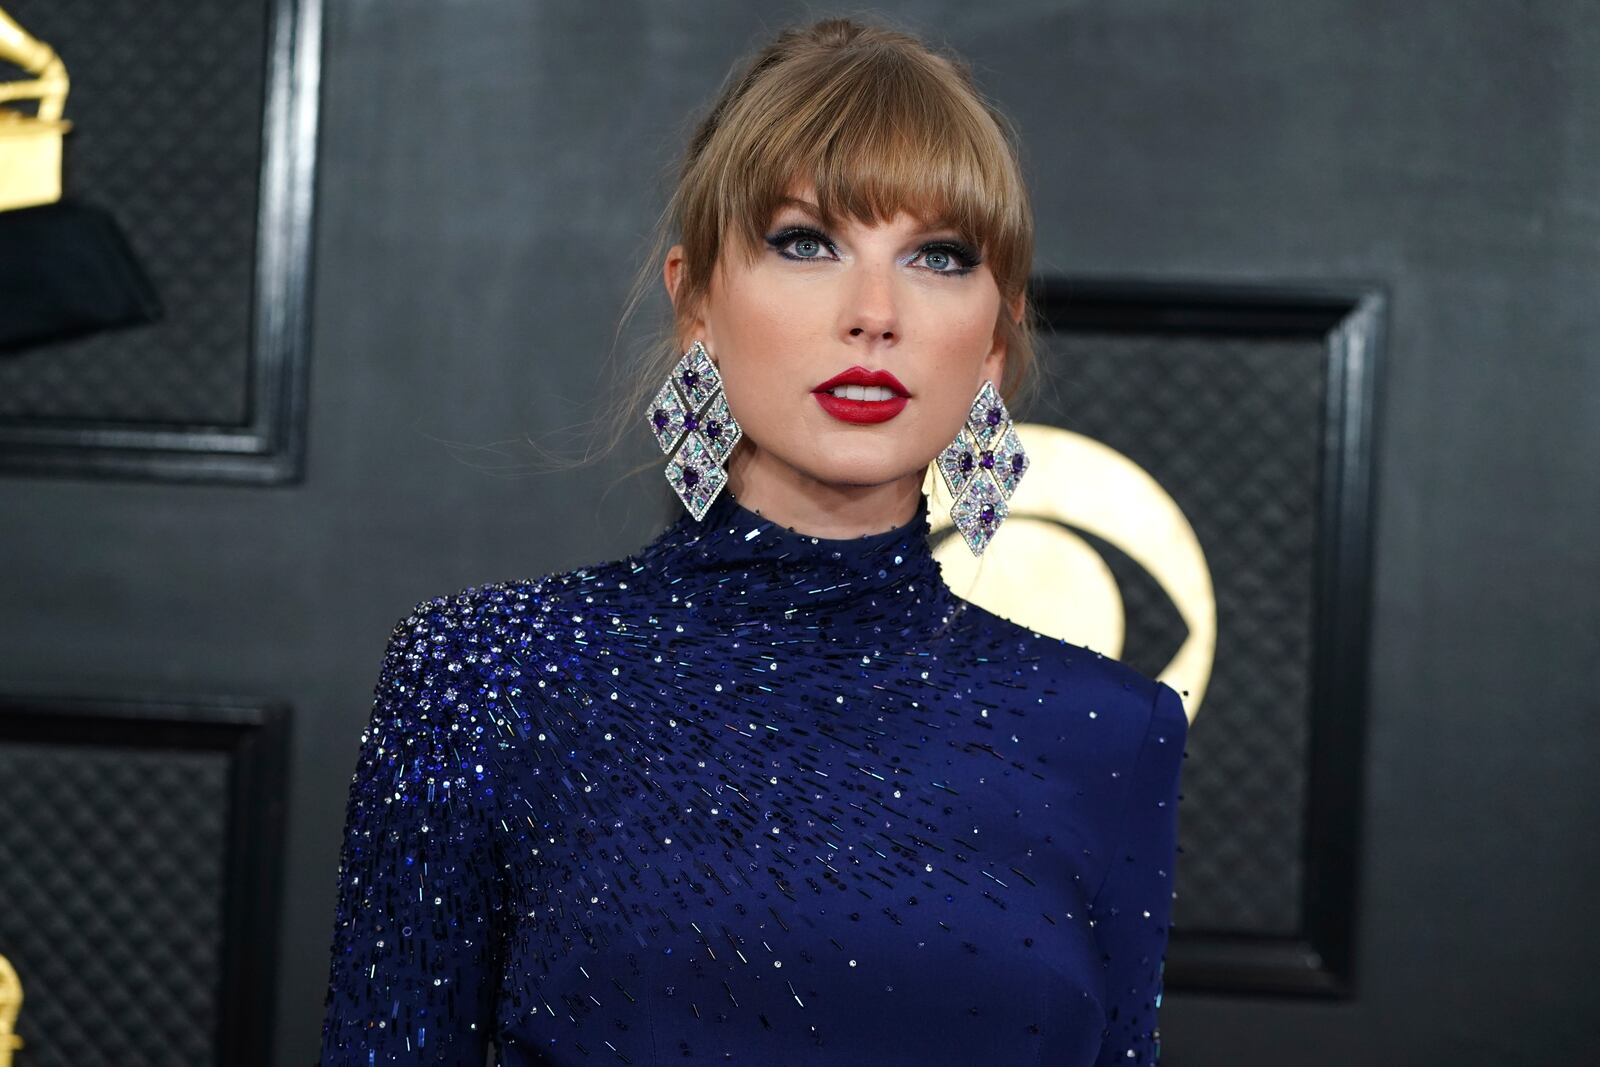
811,366,911,425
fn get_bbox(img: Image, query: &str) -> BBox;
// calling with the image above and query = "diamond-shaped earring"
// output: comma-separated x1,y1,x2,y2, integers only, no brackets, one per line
646,339,743,520
935,379,1029,556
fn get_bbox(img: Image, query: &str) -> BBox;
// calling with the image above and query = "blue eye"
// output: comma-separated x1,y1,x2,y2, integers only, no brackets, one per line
763,226,981,276
789,232,828,259
921,243,979,275
765,227,835,261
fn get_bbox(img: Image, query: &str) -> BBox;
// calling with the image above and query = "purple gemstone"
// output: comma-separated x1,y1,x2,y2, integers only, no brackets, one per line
959,452,974,473
705,421,721,438
980,505,995,524
681,465,700,487
681,370,699,390
986,407,1002,427
980,451,995,469
1011,454,1024,472
652,409,669,430
683,412,699,431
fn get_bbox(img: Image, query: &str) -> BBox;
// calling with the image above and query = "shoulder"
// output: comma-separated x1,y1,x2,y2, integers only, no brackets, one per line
950,598,1189,751
378,554,642,696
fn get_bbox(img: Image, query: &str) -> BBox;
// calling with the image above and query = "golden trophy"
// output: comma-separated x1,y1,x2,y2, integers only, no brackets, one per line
0,953,22,1067
0,4,161,352
0,4,71,212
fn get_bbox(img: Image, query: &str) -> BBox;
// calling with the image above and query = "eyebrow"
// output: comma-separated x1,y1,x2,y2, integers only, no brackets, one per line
772,196,826,220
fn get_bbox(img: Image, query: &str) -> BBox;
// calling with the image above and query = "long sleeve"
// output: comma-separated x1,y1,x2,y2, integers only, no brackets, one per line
318,605,505,1064
1090,680,1189,1066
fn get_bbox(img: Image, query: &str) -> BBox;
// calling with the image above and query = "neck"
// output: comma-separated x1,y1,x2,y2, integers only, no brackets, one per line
635,484,963,647
722,453,926,541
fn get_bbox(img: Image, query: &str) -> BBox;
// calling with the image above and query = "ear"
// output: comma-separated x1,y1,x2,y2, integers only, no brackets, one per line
982,292,1022,385
662,243,685,307
664,244,709,353
981,345,1006,391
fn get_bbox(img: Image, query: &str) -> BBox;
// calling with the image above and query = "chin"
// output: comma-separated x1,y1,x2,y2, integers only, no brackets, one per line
809,460,922,489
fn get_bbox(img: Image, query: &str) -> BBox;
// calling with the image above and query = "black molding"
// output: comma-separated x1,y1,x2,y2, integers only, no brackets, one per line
0,0,322,485
0,690,292,1065
1035,274,1387,999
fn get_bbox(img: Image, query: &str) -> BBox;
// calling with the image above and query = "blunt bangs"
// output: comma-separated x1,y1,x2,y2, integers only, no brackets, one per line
686,44,1031,294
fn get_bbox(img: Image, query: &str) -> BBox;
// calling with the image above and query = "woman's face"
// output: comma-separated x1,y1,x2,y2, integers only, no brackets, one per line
665,179,1018,524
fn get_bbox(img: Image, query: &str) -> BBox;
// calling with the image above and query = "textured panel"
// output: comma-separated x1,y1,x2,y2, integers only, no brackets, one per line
1046,330,1326,936
0,0,268,423
0,742,228,1066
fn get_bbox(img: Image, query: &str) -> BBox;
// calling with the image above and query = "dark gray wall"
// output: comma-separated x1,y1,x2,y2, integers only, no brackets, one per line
3,2,1594,1064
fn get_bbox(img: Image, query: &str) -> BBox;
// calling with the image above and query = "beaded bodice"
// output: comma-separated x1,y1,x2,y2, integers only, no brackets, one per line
317,486,1188,1066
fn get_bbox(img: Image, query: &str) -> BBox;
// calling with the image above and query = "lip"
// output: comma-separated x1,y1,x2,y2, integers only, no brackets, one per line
811,366,911,425
813,391,909,424
812,366,912,397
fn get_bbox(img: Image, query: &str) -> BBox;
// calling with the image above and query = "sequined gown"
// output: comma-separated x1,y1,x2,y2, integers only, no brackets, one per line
317,486,1189,1066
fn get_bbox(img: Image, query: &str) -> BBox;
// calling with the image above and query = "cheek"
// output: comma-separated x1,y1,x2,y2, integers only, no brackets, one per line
710,278,824,403
730,274,821,350
923,309,997,401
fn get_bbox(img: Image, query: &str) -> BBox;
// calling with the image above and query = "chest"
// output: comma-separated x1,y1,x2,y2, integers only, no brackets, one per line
486,661,1116,1065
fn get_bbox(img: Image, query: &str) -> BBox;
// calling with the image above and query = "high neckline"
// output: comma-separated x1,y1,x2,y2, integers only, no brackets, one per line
634,485,964,647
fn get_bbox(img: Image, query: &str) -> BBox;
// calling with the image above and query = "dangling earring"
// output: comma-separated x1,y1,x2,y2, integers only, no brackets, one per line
934,379,1029,556
646,339,743,520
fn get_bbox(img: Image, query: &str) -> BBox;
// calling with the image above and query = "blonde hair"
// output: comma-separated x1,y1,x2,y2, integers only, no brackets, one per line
546,15,1039,497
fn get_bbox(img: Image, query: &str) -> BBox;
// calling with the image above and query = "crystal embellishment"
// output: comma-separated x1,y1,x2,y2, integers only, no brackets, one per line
991,422,1029,498
698,388,743,466
936,379,1028,556
949,471,1008,556
966,379,1010,450
647,377,690,454
648,340,741,520
675,338,723,411
935,425,979,500
665,431,727,521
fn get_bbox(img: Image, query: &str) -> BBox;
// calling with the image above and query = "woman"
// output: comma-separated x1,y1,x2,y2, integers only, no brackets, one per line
318,16,1188,1066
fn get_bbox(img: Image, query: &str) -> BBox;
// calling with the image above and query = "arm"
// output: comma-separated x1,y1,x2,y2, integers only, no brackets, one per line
1090,680,1189,1066
317,604,504,1065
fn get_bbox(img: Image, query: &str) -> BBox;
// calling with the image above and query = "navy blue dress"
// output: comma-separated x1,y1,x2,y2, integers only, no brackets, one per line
317,486,1189,1065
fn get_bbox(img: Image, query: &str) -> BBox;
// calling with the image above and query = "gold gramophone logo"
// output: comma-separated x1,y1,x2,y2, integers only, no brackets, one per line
929,422,1217,715
0,5,71,212
0,952,22,1067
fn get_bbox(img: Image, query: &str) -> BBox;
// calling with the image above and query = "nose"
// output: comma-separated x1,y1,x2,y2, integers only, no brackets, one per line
843,263,898,344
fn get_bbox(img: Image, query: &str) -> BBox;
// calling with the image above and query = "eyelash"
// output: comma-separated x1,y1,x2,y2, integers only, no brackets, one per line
763,225,981,276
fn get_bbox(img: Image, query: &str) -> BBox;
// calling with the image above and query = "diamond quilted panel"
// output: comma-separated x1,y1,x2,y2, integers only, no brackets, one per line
0,0,267,424
0,742,227,1065
1045,329,1326,936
